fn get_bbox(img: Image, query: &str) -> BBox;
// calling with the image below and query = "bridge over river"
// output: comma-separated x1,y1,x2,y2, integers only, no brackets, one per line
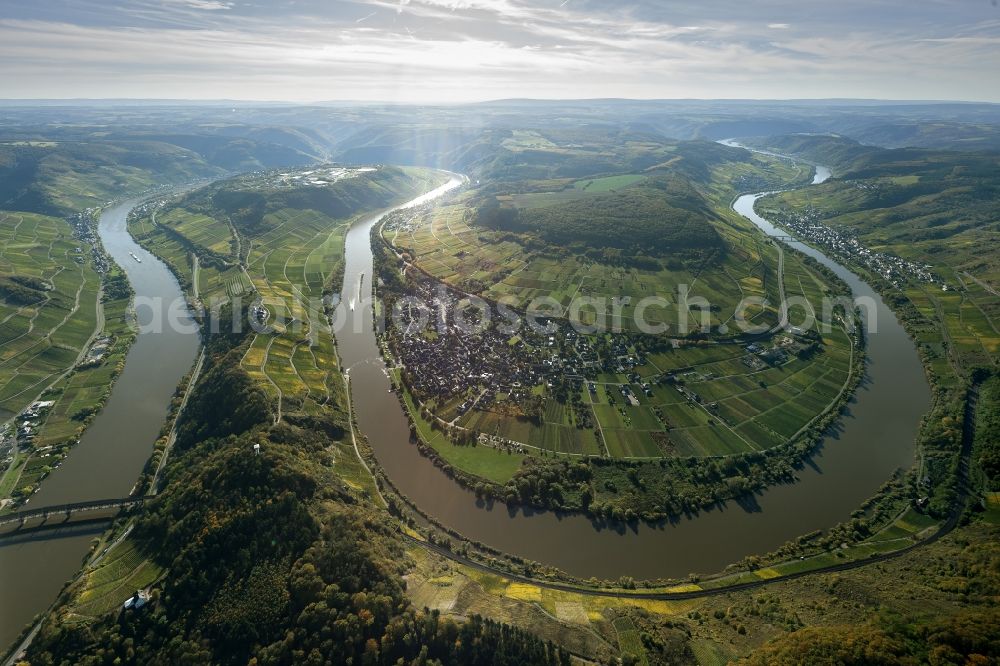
0,497,143,530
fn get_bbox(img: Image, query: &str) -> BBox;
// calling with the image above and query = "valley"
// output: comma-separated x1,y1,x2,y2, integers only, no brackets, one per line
0,101,998,666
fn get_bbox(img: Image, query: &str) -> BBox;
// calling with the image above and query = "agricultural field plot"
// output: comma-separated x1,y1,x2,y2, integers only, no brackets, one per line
391,201,782,334
223,269,254,297
235,207,355,411
674,329,851,446
396,371,527,484
241,333,281,404
500,130,561,152
155,208,235,257
70,539,163,620
427,385,598,458
135,202,334,407
915,276,1000,371
506,190,604,209
573,174,647,192
390,184,853,463
2,291,134,502
128,219,205,295
0,211,101,421
612,616,650,666
247,207,348,302
221,164,447,420
430,315,852,462
133,205,308,306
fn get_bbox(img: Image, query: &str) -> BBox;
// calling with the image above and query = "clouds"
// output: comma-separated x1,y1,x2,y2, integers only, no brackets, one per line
175,0,234,10
0,0,997,101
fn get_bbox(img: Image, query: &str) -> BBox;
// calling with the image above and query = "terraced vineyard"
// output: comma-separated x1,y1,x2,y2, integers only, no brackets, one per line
381,169,855,465
130,165,447,424
233,205,352,415
0,211,100,421
0,210,143,506
386,196,782,334
67,539,163,620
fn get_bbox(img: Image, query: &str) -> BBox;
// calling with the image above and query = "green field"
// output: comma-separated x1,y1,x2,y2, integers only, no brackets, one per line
396,371,526,484
0,210,140,506
131,166,446,426
0,267,134,505
612,616,650,666
385,199,783,335
0,211,101,421
573,174,646,192
69,538,164,620
382,179,854,465
430,315,852,464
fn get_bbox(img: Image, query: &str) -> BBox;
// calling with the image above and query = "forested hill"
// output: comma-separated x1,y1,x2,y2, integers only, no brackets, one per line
467,132,809,259
182,166,437,238
743,134,880,173
23,304,572,666
476,173,725,255
0,136,319,217
747,132,1000,177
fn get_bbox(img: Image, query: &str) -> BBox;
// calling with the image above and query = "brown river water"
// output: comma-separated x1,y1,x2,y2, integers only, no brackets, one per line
336,171,930,580
0,197,200,651
1,161,930,651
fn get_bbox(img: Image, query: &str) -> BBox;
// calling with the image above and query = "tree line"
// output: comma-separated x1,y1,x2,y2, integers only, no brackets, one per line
26,301,571,666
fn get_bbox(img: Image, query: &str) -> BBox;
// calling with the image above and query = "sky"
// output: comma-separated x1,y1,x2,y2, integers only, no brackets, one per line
1,0,999,103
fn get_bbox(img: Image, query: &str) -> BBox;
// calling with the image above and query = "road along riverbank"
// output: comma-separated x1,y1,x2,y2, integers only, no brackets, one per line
0,195,201,651
335,164,931,581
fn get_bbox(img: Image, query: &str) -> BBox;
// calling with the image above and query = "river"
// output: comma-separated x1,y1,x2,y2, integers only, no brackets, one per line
337,165,930,581
0,197,200,651
2,154,931,651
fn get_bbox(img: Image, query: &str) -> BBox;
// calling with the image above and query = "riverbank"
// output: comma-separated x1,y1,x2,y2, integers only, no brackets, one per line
2,154,937,653
365,158,885,526
345,362,944,597
335,162,967,598
753,195,985,518
0,207,134,511
331,159,931,582
0,193,202,652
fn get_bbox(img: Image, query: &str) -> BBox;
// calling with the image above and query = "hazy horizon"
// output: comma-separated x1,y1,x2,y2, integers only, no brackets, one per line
1,96,999,105
2,0,999,103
